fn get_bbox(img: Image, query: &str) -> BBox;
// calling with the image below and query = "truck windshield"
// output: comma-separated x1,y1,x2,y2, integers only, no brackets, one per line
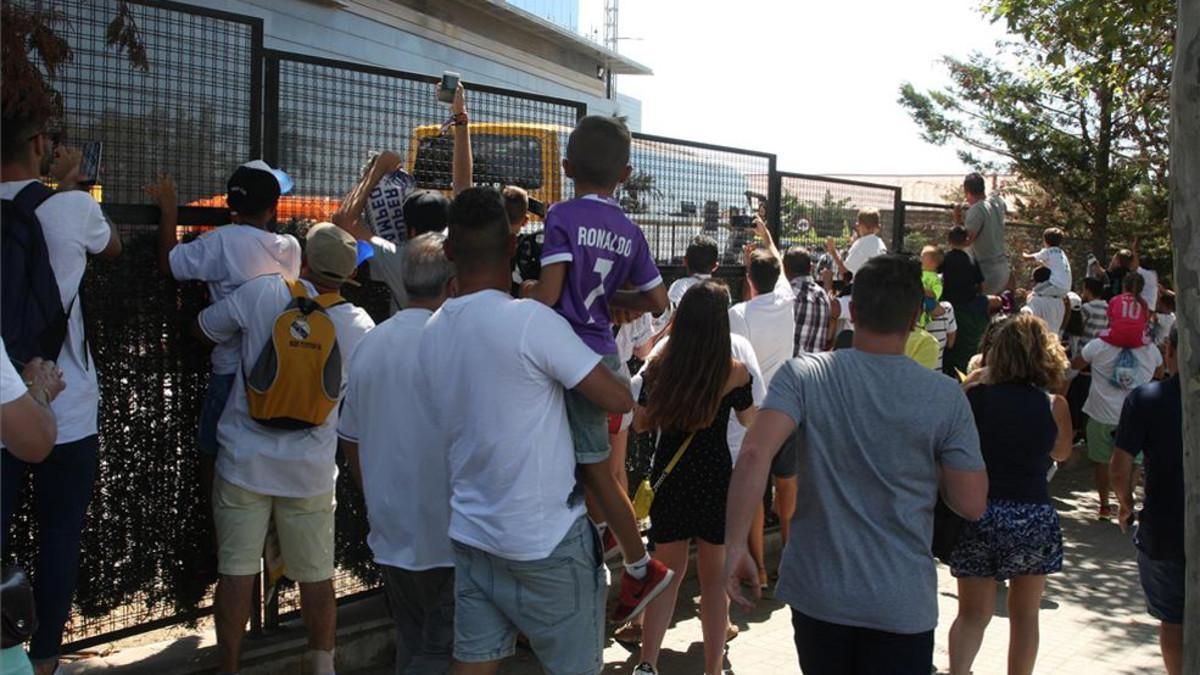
413,134,543,190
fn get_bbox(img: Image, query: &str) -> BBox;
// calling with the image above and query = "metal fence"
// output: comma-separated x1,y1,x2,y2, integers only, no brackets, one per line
625,133,778,268
778,173,903,256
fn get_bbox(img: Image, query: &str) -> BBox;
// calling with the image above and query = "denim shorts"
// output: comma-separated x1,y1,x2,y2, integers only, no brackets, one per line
197,372,236,457
949,499,1063,581
1137,549,1184,624
565,353,627,465
451,517,606,673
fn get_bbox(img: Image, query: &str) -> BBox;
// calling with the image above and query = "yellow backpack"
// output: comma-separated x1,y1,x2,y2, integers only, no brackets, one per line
245,279,347,429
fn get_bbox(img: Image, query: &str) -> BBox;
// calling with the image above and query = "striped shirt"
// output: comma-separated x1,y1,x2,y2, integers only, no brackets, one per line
791,276,832,354
924,302,958,370
1080,299,1108,345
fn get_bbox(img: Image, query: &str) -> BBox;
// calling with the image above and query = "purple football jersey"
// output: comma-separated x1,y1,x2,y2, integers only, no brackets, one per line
540,195,662,354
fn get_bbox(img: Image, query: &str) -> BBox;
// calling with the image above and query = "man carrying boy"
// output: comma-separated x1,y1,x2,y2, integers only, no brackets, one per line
955,172,1011,294
420,187,636,673
522,115,673,623
198,223,375,675
1021,267,1069,334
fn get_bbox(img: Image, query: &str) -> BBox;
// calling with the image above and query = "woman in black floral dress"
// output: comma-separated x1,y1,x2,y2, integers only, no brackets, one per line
631,280,756,675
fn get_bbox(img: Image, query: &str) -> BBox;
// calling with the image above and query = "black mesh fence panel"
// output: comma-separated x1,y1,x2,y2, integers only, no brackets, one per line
50,0,260,206
268,52,585,223
778,173,901,257
618,134,775,268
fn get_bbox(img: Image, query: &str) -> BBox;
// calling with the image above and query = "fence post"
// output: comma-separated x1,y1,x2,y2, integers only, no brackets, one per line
249,21,264,159
767,157,782,244
892,190,905,253
262,55,280,167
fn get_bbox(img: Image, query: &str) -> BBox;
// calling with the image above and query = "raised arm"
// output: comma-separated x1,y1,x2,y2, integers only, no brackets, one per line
147,173,178,278
753,216,780,261
331,151,403,242
451,83,472,196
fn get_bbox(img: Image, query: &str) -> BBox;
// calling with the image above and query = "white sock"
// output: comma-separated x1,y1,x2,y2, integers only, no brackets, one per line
625,553,650,579
309,648,335,675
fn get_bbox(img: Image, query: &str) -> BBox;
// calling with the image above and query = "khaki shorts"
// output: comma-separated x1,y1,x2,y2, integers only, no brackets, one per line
213,477,335,582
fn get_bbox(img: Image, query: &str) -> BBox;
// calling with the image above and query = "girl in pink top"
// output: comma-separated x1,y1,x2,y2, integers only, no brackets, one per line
1101,273,1149,348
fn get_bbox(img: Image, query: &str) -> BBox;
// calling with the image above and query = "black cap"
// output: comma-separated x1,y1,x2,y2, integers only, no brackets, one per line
227,160,292,215
403,190,451,236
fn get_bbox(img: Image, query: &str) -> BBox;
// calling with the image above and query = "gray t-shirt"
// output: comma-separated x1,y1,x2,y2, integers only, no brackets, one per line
763,349,984,634
964,194,1007,264
368,236,406,314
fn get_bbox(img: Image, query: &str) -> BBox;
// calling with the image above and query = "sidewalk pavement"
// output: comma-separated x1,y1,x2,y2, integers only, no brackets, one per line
492,463,1162,674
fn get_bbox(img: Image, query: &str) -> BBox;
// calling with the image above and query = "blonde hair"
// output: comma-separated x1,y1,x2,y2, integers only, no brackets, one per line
857,209,880,229
984,313,1069,390
921,245,944,266
502,185,529,229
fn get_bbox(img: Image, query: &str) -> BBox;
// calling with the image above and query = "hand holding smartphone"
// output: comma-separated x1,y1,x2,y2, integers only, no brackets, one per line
438,72,461,104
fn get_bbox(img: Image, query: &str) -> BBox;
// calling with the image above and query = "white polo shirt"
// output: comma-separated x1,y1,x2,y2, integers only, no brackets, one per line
417,290,600,561
729,273,796,386
843,233,887,274
339,308,452,570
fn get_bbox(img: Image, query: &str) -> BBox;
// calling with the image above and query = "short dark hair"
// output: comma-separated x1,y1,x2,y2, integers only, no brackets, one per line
851,254,922,335
1,109,46,165
1083,277,1105,298
948,226,970,246
1032,266,1051,284
447,187,510,267
502,185,529,228
685,235,719,274
782,246,812,279
1043,227,1065,247
566,115,631,187
1159,289,1175,312
747,249,781,294
963,173,986,197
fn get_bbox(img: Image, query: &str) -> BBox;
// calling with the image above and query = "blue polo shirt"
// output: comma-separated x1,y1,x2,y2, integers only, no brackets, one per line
1114,375,1183,561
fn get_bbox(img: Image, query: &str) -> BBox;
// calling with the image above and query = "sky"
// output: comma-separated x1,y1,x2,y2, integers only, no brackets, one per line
577,0,1011,175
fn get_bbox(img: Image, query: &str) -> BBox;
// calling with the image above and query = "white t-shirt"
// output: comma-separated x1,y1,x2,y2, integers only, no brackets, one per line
0,181,112,443
667,273,711,309
615,314,654,365
338,308,452,570
729,273,795,386
1033,246,1072,291
1021,294,1067,334
417,290,599,561
642,333,766,463
200,275,375,497
924,302,957,370
0,340,25,406
1080,340,1162,425
169,225,301,375
368,236,407,313
843,233,887,275
1136,267,1159,310
835,295,853,336
1153,312,1176,347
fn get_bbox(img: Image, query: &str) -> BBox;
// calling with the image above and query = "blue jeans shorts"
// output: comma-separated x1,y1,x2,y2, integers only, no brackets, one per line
197,372,236,457
1136,549,1184,624
451,517,607,673
564,353,626,465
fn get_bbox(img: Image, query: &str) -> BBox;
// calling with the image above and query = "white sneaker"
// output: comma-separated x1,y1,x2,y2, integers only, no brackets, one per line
634,663,657,675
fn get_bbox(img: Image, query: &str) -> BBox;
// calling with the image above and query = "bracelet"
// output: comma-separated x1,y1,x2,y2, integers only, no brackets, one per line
452,112,469,127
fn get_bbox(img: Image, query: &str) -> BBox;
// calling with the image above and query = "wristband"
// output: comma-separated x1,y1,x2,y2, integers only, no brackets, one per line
452,112,469,127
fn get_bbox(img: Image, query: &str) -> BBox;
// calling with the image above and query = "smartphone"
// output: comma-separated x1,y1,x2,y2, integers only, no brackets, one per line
78,141,102,186
438,72,461,104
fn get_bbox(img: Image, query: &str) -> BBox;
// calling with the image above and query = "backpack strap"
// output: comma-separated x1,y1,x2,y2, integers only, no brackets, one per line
313,292,347,310
8,181,56,213
284,278,346,311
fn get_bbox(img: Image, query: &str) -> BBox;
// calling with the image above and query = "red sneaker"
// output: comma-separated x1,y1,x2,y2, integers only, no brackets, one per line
610,559,674,624
1098,505,1113,519
602,529,622,561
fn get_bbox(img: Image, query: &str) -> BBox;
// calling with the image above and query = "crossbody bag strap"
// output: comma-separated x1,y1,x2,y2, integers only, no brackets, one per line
651,431,697,493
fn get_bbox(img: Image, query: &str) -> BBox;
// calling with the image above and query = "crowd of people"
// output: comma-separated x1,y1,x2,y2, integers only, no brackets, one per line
0,81,1186,675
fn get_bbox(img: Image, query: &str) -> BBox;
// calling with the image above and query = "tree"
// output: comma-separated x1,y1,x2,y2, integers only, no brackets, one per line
2,0,147,122
898,0,1175,259
1168,1,1198,670
619,170,663,214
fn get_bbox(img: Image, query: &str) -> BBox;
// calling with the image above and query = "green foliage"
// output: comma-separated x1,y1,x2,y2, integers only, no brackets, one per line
780,190,855,245
898,0,1174,258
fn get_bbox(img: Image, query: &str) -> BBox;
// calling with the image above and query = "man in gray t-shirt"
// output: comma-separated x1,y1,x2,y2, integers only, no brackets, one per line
958,172,1010,295
724,254,987,674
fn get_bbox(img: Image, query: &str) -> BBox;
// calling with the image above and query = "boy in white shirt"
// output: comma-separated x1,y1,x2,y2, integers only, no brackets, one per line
1021,227,1072,298
825,208,887,277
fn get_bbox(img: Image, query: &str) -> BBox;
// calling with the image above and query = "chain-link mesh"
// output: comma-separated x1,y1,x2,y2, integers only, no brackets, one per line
619,134,774,267
778,173,900,256
50,0,260,205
